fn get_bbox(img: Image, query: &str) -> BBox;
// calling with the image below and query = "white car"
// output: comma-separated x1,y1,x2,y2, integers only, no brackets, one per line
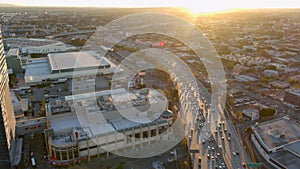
167,157,175,163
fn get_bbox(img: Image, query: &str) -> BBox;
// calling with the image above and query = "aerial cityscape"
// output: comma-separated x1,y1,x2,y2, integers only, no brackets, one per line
0,1,299,169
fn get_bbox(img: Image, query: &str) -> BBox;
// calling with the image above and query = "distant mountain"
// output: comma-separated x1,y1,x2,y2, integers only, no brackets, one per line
0,3,18,7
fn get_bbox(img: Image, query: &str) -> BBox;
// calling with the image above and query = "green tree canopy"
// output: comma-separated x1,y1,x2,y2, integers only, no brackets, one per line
259,108,276,117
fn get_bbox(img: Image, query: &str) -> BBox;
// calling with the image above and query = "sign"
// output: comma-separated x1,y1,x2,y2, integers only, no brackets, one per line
159,41,165,47
247,163,261,167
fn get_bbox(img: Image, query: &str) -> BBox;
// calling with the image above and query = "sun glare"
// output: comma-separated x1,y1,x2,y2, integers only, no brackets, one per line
185,1,230,15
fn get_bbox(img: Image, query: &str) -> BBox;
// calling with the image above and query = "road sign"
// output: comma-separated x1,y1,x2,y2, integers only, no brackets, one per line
247,163,261,167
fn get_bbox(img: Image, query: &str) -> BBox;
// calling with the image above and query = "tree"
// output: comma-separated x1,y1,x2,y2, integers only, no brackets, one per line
236,110,243,121
260,77,269,84
40,100,46,117
259,108,276,117
181,138,187,147
183,161,189,169
115,164,124,169
8,74,15,88
265,65,276,70
246,126,253,134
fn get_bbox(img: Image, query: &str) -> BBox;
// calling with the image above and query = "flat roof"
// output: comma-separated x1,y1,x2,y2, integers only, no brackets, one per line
6,48,19,56
285,140,300,155
4,38,65,48
24,52,116,83
10,91,20,107
51,89,168,136
25,58,51,77
236,74,258,82
254,118,300,149
270,150,300,169
48,51,109,71
287,89,300,96
50,115,80,132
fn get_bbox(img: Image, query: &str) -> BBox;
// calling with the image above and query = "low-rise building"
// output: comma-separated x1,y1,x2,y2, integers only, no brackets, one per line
24,51,117,84
284,89,300,107
5,48,23,73
263,70,278,78
243,108,259,121
44,88,174,166
4,38,66,54
251,117,300,169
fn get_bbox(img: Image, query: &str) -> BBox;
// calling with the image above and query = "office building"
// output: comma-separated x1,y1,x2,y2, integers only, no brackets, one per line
0,26,16,169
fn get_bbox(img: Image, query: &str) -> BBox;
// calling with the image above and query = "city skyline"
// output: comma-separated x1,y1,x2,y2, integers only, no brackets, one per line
2,0,300,13
0,5,299,169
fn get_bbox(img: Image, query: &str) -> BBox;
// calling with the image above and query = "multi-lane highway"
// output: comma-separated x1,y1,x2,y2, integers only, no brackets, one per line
107,48,251,168
184,79,251,169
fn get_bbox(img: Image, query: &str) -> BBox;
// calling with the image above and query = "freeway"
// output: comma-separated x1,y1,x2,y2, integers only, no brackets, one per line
186,79,251,169
107,48,251,168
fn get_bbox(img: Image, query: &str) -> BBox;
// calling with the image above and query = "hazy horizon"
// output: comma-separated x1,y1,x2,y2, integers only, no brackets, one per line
1,0,300,13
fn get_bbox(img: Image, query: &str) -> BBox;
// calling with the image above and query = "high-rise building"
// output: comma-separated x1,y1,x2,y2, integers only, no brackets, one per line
0,26,16,168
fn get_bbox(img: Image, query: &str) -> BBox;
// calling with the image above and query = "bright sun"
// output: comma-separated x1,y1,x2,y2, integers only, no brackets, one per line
185,0,234,15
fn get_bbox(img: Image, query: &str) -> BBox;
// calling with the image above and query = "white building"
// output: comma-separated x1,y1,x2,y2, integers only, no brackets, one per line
24,51,117,83
44,88,175,166
4,38,66,54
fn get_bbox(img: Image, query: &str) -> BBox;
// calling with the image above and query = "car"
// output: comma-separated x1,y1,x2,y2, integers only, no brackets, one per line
212,147,215,151
233,152,236,156
198,157,201,162
211,156,214,160
207,154,210,158
221,137,224,140
227,137,231,141
217,153,220,156
215,130,218,133
170,151,175,155
167,157,175,163
202,140,205,144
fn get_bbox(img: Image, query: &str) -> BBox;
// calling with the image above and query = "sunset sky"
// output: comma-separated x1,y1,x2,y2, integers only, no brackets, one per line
2,0,300,13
